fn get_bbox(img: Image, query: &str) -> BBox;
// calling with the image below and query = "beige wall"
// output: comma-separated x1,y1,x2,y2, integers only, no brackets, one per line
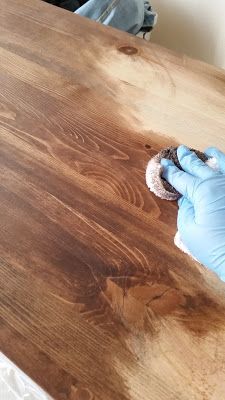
150,0,225,69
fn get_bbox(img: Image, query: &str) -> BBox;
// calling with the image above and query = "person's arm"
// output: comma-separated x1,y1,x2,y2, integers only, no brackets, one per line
161,145,225,281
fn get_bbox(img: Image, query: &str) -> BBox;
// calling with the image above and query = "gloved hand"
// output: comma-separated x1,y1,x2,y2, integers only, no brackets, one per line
161,145,225,282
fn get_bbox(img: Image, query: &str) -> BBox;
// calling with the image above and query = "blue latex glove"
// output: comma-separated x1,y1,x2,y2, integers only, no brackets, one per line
161,145,225,281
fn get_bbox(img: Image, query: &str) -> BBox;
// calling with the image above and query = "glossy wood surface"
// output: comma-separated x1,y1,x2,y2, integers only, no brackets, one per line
1,1,225,399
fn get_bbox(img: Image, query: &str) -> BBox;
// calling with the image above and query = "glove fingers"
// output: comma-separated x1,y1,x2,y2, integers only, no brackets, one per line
205,147,225,174
161,158,197,201
177,145,218,179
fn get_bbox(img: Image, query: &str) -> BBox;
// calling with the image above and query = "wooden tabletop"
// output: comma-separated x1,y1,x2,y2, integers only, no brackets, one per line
1,1,225,399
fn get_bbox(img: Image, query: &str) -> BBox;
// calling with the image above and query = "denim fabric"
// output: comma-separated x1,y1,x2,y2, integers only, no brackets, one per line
142,1,157,32
75,0,157,34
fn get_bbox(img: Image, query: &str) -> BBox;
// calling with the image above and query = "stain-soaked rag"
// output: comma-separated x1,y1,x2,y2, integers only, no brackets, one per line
145,146,219,261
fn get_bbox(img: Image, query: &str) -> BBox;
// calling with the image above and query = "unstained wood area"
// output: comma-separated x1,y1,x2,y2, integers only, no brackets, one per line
1,1,225,399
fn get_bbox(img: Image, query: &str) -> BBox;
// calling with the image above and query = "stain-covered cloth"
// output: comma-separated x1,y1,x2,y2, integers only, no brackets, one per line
146,146,217,200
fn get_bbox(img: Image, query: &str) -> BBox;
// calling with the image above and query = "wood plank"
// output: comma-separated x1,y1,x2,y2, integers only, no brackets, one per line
0,0,225,399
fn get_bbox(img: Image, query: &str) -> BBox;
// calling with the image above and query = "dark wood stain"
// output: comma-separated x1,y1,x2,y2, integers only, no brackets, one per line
1,1,225,400
118,46,138,56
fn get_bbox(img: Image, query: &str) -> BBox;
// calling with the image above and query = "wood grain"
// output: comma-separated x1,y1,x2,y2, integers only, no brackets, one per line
1,0,225,399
